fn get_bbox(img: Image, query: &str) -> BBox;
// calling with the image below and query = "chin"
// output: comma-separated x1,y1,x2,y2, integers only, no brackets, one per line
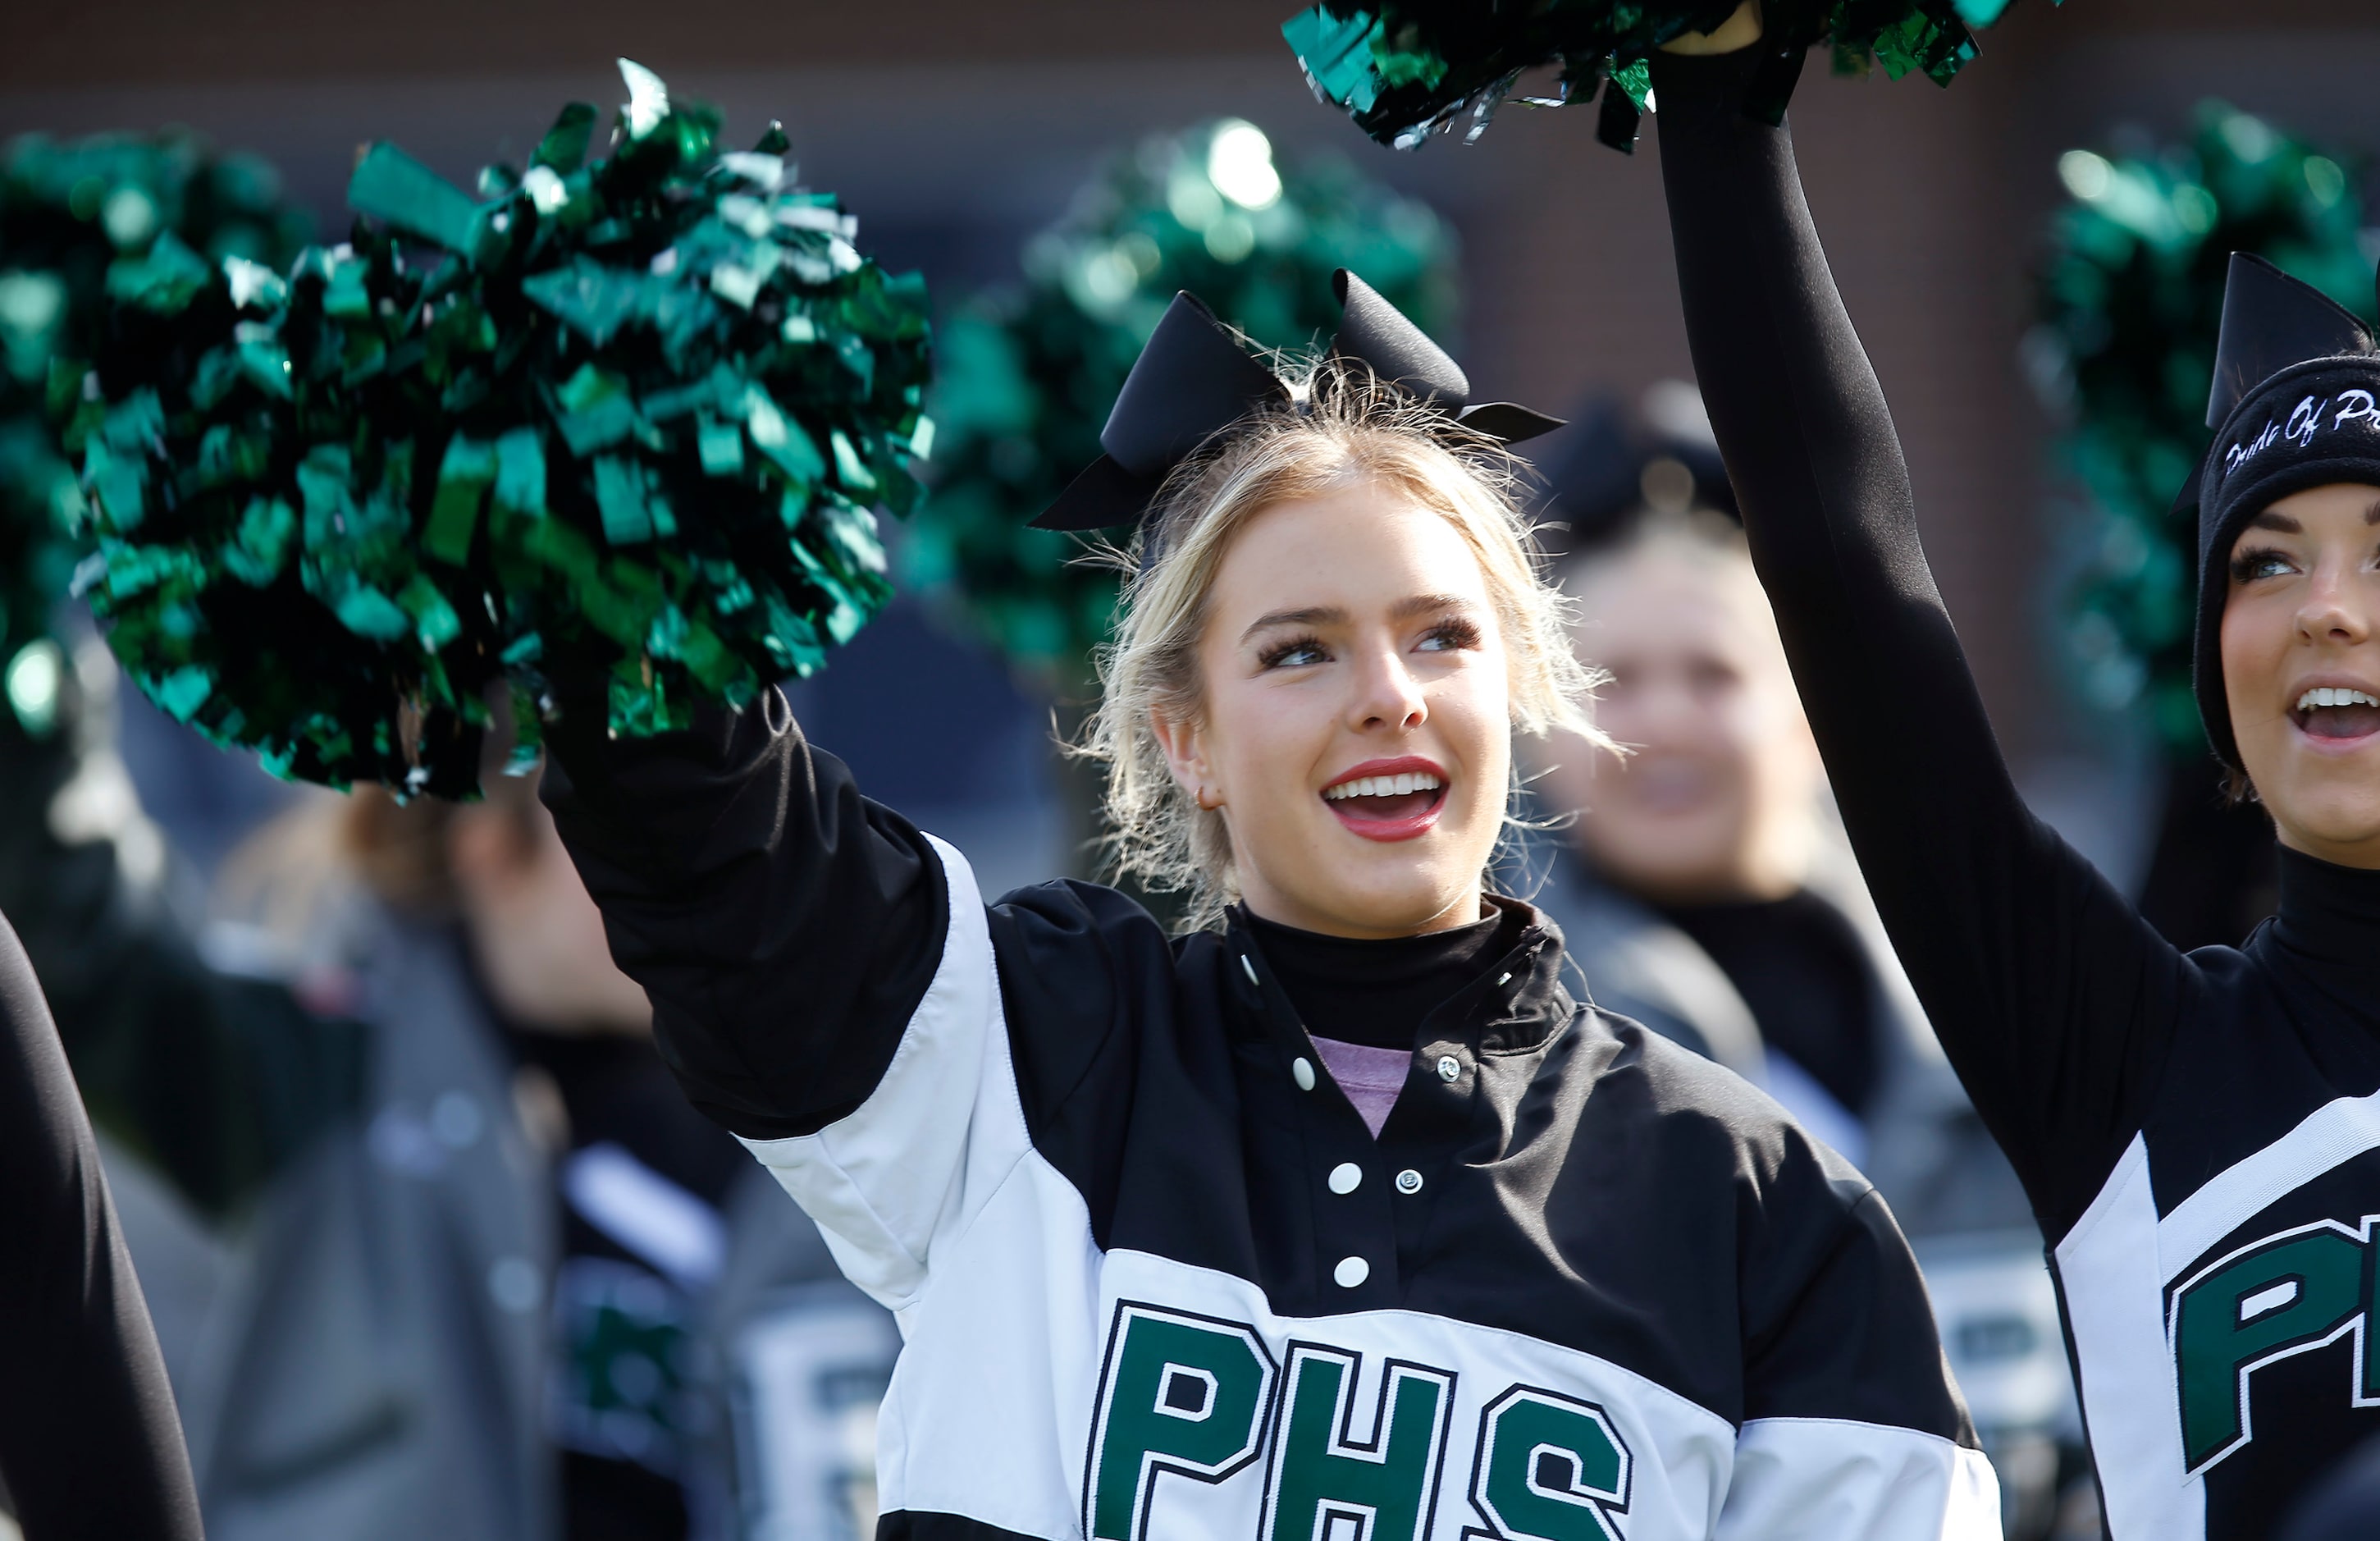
1346,869,1478,931
2282,793,2380,857
1279,844,1479,935
2260,761,2380,863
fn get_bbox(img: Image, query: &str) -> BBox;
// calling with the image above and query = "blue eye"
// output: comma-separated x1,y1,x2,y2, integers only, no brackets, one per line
2232,547,2295,583
1261,636,1327,669
1416,619,1481,653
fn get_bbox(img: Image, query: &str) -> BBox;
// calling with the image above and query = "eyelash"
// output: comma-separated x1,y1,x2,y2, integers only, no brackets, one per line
1257,618,1481,670
2231,546,2295,583
1419,617,1482,652
1259,633,1328,670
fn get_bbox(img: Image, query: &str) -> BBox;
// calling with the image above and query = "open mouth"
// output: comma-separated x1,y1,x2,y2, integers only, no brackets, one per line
1321,759,1449,842
2292,685,2380,743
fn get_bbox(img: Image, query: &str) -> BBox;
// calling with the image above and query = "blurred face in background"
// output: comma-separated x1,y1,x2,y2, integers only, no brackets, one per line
1541,528,1824,904
448,784,652,1036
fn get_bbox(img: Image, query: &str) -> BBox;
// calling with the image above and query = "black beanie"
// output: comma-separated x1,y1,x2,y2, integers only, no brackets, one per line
2189,255,2380,770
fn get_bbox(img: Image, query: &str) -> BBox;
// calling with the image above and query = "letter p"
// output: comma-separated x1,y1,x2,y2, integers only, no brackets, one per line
1086,1305,1276,1540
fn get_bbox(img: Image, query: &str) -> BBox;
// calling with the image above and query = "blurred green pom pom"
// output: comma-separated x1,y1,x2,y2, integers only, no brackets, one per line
0,130,308,734
1281,0,2020,153
2033,104,2372,757
71,60,931,796
909,117,1455,693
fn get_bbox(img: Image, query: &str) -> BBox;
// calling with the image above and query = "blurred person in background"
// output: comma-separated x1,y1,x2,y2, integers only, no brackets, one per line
1528,390,2088,1539
0,627,365,1357
0,605,889,1539
203,735,895,1541
0,623,371,1541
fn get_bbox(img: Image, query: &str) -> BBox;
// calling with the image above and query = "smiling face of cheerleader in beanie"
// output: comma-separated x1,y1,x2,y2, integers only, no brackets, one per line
1090,369,1608,938
2222,480,2380,867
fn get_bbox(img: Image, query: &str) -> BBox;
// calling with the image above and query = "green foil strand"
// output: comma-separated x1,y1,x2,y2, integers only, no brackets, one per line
72,60,930,796
1281,0,2037,153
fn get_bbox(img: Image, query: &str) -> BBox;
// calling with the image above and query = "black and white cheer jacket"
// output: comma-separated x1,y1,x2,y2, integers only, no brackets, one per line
542,691,1997,1539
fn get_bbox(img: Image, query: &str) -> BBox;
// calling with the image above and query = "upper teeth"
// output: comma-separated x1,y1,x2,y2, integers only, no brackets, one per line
2297,687,2380,711
1324,771,1443,801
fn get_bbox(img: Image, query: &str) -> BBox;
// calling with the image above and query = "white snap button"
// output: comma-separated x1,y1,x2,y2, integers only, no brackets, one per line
1292,1057,1317,1091
1333,1255,1369,1288
1436,1055,1460,1083
1328,1162,1362,1195
1395,1168,1423,1195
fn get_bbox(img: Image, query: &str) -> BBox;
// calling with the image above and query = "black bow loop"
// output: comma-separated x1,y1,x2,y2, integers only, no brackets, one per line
1031,271,1560,533
1326,268,1469,410
1099,293,1289,475
2206,253,2378,429
1455,402,1566,442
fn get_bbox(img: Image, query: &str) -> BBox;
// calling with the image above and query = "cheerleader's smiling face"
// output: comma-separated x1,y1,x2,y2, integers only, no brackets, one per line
1151,482,1510,938
2223,481,2380,867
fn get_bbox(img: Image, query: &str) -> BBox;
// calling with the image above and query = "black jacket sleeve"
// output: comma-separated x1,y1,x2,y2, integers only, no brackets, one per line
1649,49,2193,1233
0,911,203,1541
541,688,950,1140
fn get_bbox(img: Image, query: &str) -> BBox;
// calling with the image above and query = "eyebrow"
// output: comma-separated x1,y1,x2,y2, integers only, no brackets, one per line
2246,502,2380,533
1237,592,1478,645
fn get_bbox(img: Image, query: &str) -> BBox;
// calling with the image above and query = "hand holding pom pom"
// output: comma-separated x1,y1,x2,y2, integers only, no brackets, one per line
71,61,931,798
1284,0,2020,153
1659,2,1765,57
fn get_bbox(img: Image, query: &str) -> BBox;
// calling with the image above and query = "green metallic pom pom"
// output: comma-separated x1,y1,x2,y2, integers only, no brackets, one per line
909,117,1455,693
2035,104,2371,756
1281,0,2022,153
72,61,931,796
0,130,308,735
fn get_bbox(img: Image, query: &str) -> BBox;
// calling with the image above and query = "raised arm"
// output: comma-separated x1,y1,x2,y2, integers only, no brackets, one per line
1648,43,2190,1231
539,688,951,1140
541,688,1145,1313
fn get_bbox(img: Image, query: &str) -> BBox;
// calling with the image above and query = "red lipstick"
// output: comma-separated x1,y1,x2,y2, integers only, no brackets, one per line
1320,756,1450,843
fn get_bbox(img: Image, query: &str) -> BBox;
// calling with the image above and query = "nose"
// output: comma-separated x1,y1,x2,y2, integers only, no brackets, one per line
1346,640,1427,734
2297,560,2378,648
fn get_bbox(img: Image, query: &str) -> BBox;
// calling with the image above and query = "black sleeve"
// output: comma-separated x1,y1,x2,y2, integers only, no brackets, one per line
1648,50,2192,1232
1743,1176,1972,1440
0,911,203,1541
540,687,950,1141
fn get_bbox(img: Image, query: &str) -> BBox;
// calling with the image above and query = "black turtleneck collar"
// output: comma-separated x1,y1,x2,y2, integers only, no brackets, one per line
2267,844,2380,976
1240,902,1529,1051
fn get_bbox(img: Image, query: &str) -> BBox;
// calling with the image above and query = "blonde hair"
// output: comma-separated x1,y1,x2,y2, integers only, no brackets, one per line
1081,363,1612,929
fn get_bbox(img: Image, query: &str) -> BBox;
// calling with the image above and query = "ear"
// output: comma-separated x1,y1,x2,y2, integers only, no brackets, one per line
1148,706,1219,809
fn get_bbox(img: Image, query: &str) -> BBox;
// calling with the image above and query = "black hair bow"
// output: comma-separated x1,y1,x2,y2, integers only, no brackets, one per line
1031,268,1562,532
2204,253,2376,430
